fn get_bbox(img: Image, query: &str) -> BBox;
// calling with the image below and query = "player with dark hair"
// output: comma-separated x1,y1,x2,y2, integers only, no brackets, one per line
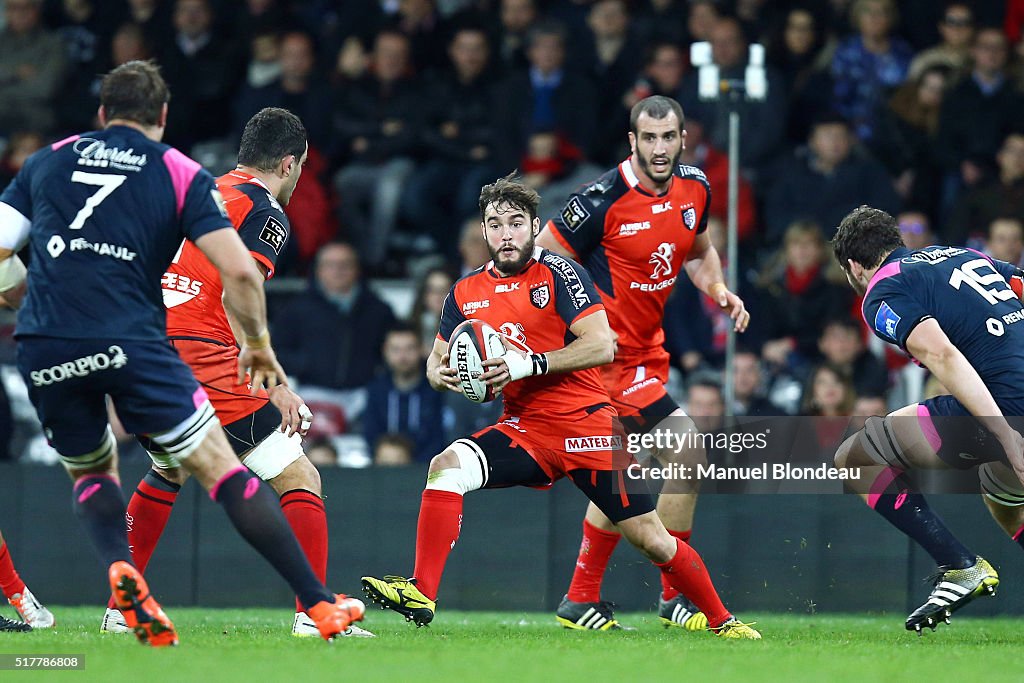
361,174,760,639
99,107,372,638
832,205,1024,633
0,530,53,630
0,62,361,646
537,95,748,630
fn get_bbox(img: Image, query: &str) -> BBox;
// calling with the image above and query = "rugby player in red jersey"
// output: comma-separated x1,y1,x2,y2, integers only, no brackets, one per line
361,174,759,639
537,96,749,631
100,108,370,637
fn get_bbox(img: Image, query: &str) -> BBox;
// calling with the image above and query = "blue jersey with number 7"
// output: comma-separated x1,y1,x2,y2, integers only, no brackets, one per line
0,126,230,341
862,245,1024,405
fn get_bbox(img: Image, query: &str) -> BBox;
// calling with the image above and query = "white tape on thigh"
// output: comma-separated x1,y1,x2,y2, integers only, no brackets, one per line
60,426,116,471
980,462,1024,506
424,439,489,495
242,429,305,481
147,400,219,465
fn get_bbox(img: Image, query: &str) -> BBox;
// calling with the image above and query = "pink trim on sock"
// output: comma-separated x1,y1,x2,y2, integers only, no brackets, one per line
77,483,102,503
894,490,908,509
916,404,942,452
243,477,260,500
1014,524,1024,542
209,466,246,502
192,386,209,409
50,134,80,151
866,466,903,510
73,473,116,503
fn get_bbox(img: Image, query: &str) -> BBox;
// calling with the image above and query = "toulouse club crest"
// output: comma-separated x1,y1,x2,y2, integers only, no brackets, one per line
530,283,550,309
682,207,697,230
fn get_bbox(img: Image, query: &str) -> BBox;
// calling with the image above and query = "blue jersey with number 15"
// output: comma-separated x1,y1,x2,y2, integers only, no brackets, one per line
862,245,1024,407
0,125,230,341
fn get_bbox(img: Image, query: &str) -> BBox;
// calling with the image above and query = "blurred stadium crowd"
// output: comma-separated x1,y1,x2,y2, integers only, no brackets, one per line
0,0,1022,467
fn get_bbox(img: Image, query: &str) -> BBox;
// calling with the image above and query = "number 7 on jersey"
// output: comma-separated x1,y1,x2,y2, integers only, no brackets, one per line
68,171,127,230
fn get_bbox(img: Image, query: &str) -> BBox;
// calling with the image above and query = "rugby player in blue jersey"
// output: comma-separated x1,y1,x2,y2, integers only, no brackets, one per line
0,61,362,646
832,205,1024,633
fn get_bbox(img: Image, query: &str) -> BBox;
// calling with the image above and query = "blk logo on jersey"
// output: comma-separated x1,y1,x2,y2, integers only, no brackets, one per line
651,200,673,214
530,283,550,308
683,208,697,230
649,242,675,280
875,301,901,341
259,216,287,254
494,282,520,293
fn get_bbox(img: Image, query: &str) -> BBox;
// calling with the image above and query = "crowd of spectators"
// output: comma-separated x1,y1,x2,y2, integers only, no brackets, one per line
1,0,1023,466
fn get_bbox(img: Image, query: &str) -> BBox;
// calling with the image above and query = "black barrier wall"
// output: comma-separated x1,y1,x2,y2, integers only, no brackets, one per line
2,462,1023,616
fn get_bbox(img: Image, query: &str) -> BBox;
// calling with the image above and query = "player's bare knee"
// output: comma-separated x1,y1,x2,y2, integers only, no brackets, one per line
425,439,489,495
428,450,460,474
152,465,190,487
269,455,321,497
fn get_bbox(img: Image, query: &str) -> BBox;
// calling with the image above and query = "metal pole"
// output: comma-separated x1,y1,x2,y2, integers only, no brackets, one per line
723,109,740,416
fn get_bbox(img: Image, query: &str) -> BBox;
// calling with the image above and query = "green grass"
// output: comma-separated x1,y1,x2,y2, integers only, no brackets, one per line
2,608,1022,682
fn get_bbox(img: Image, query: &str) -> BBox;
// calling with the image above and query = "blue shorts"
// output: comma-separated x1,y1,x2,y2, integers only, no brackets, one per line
918,394,1024,469
17,337,210,459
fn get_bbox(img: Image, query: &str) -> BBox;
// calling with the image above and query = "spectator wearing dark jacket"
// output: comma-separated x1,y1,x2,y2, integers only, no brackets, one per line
945,132,1024,245
0,0,66,134
764,114,901,245
935,28,1022,203
363,324,449,463
817,318,889,397
234,31,332,151
332,29,421,269
492,20,598,173
400,26,497,259
758,221,853,372
272,243,396,390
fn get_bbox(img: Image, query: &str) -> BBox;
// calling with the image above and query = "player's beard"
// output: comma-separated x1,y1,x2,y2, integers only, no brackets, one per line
489,235,536,276
637,145,682,185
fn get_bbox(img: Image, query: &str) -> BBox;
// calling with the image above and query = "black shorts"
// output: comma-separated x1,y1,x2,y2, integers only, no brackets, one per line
468,429,655,524
618,392,680,437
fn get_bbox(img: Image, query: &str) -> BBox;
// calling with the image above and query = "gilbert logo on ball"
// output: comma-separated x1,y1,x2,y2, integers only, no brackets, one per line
447,319,506,403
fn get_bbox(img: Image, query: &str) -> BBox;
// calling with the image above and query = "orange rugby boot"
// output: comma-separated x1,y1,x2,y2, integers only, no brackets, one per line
307,594,366,641
108,561,178,647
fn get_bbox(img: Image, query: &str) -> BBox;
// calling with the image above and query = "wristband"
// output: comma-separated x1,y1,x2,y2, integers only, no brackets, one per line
502,351,535,381
245,330,271,349
530,353,549,376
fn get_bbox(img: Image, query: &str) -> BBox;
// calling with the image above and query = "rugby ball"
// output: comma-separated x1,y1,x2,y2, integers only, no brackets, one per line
447,319,506,403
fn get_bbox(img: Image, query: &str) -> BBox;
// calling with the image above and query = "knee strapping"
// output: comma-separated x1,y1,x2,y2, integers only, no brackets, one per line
425,439,489,495
858,416,910,468
980,462,1024,506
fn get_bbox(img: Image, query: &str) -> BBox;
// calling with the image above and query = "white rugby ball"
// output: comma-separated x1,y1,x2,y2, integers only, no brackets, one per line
447,319,506,403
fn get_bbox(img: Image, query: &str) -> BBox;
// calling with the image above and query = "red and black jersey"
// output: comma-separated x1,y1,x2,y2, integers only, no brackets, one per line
163,170,290,346
438,247,611,418
545,160,711,354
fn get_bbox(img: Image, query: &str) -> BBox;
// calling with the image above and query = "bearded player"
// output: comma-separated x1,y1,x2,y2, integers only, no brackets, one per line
537,96,748,630
361,174,760,639
99,108,371,638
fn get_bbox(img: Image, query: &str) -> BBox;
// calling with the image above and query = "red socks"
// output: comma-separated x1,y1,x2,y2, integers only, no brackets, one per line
566,519,621,603
412,489,464,601
655,537,730,628
0,541,26,599
280,489,328,612
659,529,691,601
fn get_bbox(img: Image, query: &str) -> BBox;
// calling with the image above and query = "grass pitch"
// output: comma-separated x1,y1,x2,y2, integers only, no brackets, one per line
2,608,1022,682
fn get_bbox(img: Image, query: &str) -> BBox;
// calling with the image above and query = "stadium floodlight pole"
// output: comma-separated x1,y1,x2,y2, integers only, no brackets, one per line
691,41,767,417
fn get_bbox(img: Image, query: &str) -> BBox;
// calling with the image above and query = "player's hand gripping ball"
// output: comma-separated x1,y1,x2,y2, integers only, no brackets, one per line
447,319,507,403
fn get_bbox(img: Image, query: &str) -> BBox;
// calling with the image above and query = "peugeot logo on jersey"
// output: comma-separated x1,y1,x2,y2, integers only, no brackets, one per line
649,242,675,280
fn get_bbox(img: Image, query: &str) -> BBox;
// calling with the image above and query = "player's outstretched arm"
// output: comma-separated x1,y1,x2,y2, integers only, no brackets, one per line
194,228,286,392
683,232,749,332
426,336,463,393
906,319,1024,481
